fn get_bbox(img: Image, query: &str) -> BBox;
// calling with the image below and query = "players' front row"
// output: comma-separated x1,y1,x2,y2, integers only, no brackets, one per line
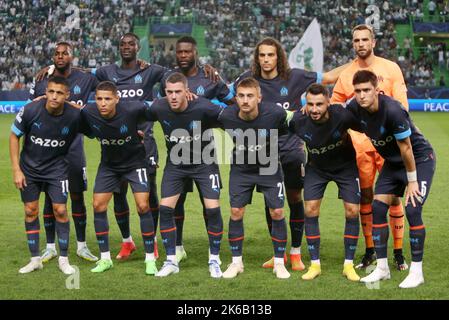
10,71,434,288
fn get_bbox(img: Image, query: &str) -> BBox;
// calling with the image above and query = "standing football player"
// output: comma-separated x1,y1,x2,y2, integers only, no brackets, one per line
10,77,81,274
30,42,98,263
331,24,409,270
232,37,348,271
348,70,435,288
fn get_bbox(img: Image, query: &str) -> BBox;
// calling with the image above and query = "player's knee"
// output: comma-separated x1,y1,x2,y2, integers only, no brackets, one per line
52,205,68,220
136,202,149,214
360,188,373,204
93,200,108,213
345,204,359,219
230,208,244,220
24,203,39,220
304,202,320,217
270,208,284,220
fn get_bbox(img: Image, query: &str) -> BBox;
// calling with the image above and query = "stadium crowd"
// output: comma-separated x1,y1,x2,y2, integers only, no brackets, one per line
0,0,447,90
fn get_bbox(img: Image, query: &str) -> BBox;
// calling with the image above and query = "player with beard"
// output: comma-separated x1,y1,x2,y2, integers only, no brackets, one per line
30,42,99,263
159,36,233,264
331,24,408,271
232,37,349,271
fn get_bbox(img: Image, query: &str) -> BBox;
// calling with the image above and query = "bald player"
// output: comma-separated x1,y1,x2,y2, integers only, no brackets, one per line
331,24,408,271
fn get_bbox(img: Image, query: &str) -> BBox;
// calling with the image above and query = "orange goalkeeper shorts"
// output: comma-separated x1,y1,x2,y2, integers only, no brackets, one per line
349,130,384,189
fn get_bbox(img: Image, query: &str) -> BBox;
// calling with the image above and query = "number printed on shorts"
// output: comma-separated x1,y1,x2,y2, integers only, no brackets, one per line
209,174,220,189
421,181,427,198
277,182,285,198
136,168,148,184
60,180,69,194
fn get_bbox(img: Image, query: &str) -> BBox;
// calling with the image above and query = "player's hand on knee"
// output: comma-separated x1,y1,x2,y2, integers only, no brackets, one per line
13,169,27,190
405,181,422,208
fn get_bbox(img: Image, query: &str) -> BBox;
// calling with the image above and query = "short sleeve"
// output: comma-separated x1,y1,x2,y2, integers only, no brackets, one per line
94,66,107,81
389,104,411,141
11,107,27,137
144,100,158,122
330,76,349,104
78,109,94,138
391,64,409,110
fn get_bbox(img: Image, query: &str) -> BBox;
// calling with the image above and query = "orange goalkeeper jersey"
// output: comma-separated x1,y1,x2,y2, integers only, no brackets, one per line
330,55,409,151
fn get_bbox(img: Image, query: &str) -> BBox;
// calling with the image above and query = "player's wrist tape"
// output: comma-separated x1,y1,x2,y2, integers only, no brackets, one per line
407,170,417,182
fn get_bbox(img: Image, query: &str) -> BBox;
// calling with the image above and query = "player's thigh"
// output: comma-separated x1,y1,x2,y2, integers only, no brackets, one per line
20,178,42,203
126,167,151,194
94,165,122,194
45,178,70,205
192,164,221,200
257,173,285,210
374,162,407,198
303,165,329,202
229,168,255,208
160,164,187,198
416,156,436,205
334,163,362,205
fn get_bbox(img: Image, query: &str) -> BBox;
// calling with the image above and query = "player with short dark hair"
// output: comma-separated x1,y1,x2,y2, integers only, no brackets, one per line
92,33,168,261
145,73,225,278
232,37,348,271
159,36,233,264
288,83,362,282
10,77,81,275
30,41,99,263
79,81,158,275
220,77,292,279
347,70,435,288
331,24,409,270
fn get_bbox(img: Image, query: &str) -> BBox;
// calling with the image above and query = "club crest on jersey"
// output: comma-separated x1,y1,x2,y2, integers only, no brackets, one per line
61,126,70,135
134,75,143,84
303,133,313,141
196,85,205,96
189,121,199,130
120,124,128,134
380,126,386,135
73,85,81,95
280,86,288,96
113,77,118,83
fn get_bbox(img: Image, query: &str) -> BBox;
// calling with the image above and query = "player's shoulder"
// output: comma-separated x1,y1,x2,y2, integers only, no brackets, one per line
193,96,214,107
71,68,96,81
151,97,168,109
380,94,404,113
81,102,98,116
235,70,253,82
374,56,401,69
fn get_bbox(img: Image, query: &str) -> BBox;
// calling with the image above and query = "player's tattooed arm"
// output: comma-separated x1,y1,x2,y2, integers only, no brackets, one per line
397,137,421,207
9,133,27,190
203,64,220,82
32,95,46,102
322,62,351,85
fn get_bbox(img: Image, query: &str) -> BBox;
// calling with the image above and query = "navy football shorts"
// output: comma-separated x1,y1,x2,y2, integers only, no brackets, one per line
375,153,436,202
161,162,221,199
304,162,361,204
94,165,150,194
21,177,69,204
229,165,285,209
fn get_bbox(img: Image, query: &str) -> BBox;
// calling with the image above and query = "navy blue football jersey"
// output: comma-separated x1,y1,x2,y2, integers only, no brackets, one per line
93,63,169,165
218,102,288,171
29,69,98,106
11,100,81,180
94,63,168,102
232,68,321,156
80,101,150,172
145,96,223,165
347,95,434,165
160,67,233,103
289,105,359,170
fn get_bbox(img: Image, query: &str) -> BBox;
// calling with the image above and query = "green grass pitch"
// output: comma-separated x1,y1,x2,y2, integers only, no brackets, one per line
0,112,448,300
